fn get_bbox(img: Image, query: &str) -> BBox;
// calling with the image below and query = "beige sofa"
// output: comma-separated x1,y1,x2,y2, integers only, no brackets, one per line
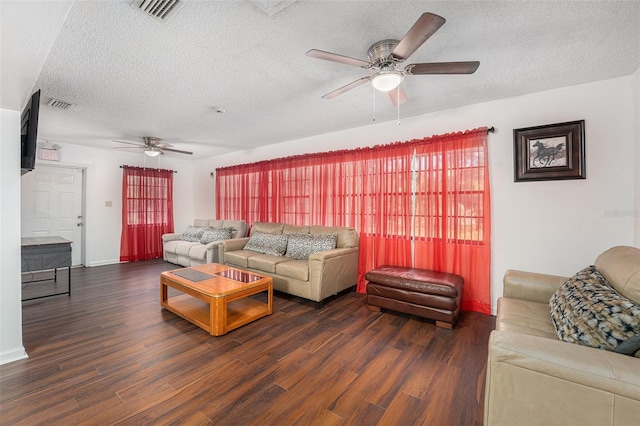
219,222,359,305
162,219,248,267
485,246,640,426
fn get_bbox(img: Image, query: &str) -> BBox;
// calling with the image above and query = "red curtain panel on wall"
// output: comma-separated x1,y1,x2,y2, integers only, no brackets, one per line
120,166,174,262
216,128,491,314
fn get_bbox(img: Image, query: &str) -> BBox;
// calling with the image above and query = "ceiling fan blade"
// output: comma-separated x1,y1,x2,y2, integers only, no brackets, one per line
391,13,446,61
388,85,408,106
322,76,372,99
162,147,193,155
306,49,371,68
113,139,144,146
406,61,480,75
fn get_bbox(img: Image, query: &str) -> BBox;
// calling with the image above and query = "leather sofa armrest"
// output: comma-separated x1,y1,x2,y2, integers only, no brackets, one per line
308,247,359,301
219,237,250,262
485,330,640,425
162,233,182,242
308,247,359,261
203,240,223,250
503,269,567,303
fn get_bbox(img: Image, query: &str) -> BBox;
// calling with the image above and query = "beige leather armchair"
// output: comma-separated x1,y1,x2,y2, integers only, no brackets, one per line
484,246,640,426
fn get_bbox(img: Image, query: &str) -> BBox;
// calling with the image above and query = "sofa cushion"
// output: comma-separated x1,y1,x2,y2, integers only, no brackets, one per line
193,219,220,228
181,226,205,242
163,240,181,254
176,241,201,256
222,220,248,238
310,225,357,248
244,232,288,256
496,298,558,340
284,224,310,234
251,222,284,235
248,254,291,273
200,227,233,244
276,259,310,281
614,333,640,356
285,232,337,260
225,250,258,268
188,244,208,261
549,265,640,353
595,246,640,305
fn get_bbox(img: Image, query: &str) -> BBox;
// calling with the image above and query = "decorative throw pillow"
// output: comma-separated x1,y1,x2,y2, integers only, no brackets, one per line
200,227,233,244
244,232,288,256
549,265,640,353
285,233,338,260
614,333,640,356
181,226,205,242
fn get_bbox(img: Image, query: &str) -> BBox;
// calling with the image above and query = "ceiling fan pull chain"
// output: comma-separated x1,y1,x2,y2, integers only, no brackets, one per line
372,85,376,122
397,86,401,125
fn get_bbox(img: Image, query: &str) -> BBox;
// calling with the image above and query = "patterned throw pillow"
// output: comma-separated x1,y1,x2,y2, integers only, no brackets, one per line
200,227,233,244
285,233,338,260
244,232,288,256
549,265,640,353
181,226,205,242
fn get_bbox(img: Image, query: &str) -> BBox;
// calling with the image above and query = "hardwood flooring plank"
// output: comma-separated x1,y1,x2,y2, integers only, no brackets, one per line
328,344,402,417
1,259,496,425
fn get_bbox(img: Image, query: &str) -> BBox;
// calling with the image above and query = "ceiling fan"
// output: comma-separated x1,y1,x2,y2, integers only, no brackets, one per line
306,12,480,105
113,137,193,156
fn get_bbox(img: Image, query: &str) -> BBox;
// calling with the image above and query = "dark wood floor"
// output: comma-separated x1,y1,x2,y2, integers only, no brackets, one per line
2,259,495,425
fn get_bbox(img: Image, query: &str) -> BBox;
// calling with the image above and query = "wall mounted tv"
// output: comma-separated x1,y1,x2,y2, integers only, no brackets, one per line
21,89,41,175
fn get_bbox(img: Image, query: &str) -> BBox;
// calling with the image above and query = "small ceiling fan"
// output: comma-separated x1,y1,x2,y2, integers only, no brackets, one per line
113,137,193,156
306,12,480,105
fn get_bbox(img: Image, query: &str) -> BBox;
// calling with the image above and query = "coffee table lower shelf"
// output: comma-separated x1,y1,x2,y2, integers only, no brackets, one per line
163,294,270,335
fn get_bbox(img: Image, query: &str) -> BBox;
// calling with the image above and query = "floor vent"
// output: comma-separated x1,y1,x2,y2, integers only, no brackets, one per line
131,0,187,21
47,98,74,110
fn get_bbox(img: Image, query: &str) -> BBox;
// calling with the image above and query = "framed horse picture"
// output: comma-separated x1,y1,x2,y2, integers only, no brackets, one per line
513,120,586,182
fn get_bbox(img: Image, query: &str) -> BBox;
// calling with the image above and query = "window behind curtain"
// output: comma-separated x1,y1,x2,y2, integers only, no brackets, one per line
216,128,491,314
120,166,174,262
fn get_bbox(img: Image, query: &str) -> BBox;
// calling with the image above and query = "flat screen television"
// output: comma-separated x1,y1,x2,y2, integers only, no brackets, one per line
21,89,41,174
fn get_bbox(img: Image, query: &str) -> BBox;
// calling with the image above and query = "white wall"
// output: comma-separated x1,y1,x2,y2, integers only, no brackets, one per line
633,67,640,247
0,109,28,364
0,126,196,365
195,76,636,314
35,144,196,266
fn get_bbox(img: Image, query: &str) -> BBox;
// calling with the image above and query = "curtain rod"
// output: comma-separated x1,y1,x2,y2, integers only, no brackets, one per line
487,127,495,133
120,165,177,173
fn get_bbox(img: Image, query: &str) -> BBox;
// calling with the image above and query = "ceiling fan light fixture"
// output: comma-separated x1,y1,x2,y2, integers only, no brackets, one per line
371,71,403,92
144,148,161,157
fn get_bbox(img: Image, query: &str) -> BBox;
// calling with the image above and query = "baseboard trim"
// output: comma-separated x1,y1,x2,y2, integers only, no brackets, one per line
88,259,121,267
0,346,28,365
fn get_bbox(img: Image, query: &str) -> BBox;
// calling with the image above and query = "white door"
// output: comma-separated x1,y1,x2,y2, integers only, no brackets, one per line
21,165,85,266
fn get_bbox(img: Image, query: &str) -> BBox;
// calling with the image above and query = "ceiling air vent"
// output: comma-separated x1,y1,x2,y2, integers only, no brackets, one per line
131,0,187,21
249,0,299,16
47,98,74,110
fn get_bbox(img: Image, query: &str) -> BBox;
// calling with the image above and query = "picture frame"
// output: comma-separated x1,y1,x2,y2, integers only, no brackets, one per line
513,120,586,182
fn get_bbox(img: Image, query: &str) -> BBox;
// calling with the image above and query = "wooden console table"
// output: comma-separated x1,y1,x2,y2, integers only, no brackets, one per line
21,236,72,301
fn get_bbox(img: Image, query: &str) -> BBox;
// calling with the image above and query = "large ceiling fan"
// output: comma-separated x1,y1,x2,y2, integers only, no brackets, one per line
113,137,193,156
307,12,480,105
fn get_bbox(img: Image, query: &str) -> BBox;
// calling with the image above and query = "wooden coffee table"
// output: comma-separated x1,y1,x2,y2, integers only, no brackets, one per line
160,263,272,336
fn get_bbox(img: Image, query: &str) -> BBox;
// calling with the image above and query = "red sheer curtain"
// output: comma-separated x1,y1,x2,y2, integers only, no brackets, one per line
216,128,491,314
120,166,174,262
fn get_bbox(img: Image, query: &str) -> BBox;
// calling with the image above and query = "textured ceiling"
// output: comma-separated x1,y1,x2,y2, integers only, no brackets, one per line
2,0,639,159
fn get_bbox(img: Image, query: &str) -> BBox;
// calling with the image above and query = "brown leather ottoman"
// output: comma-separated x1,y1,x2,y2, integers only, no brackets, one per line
365,265,464,329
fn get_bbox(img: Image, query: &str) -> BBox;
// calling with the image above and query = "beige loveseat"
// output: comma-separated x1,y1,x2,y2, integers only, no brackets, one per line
162,219,248,267
485,246,640,426
219,222,359,305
